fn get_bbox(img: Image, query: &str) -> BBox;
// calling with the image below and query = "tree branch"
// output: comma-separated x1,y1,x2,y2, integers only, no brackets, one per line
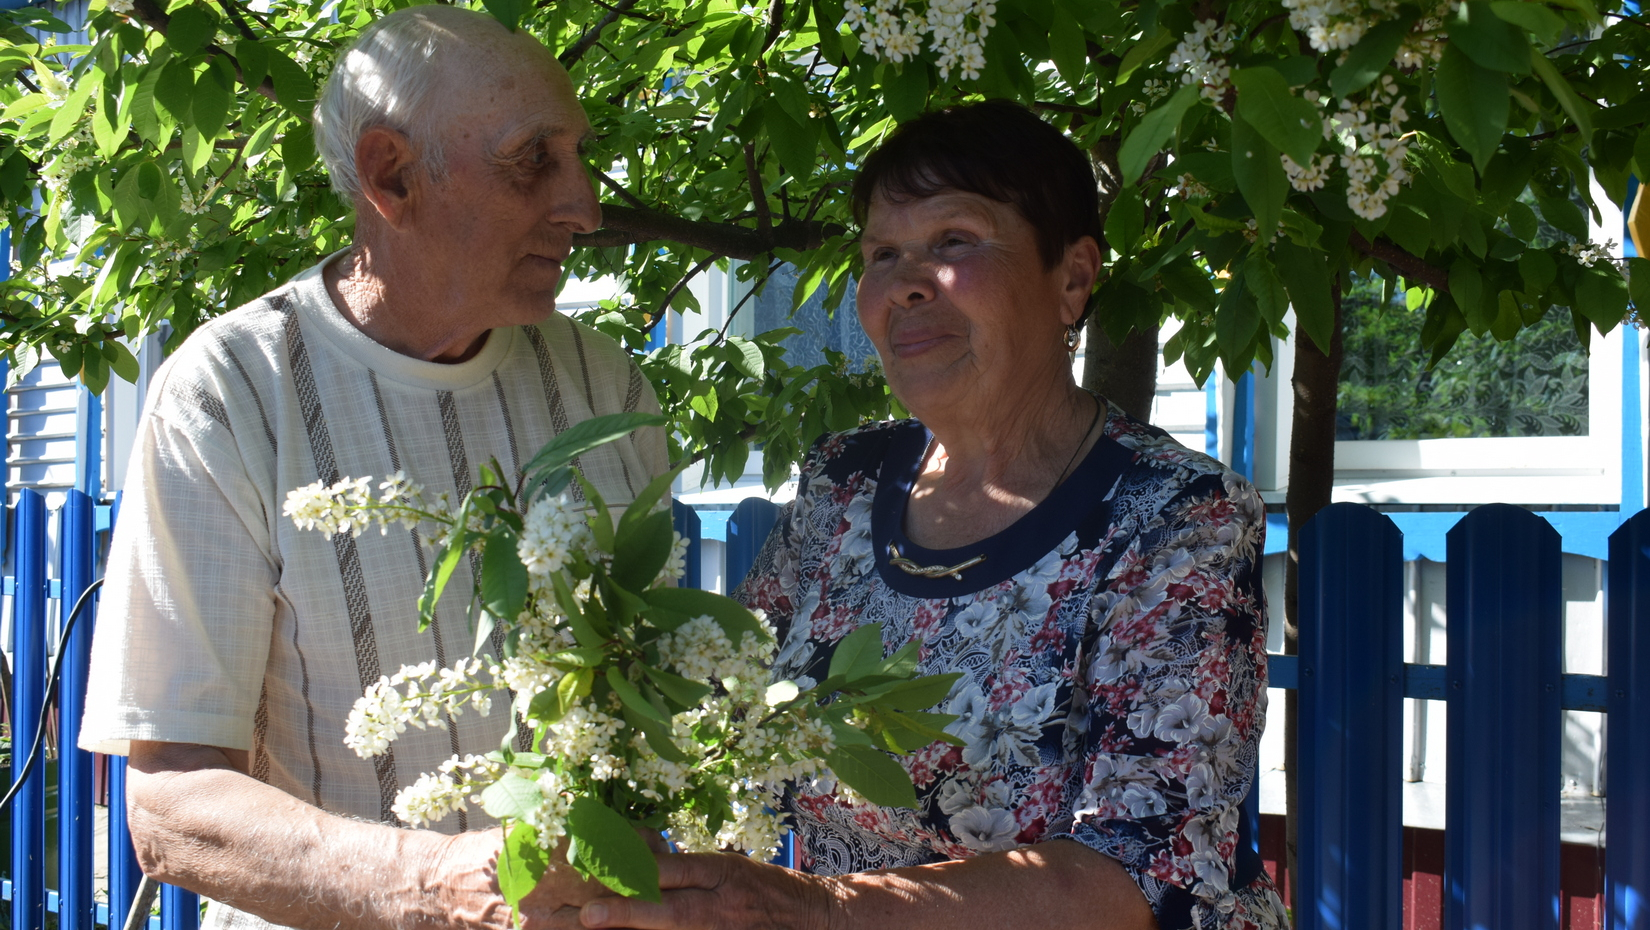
129,0,279,104
213,0,259,43
559,0,639,68
761,0,786,55
575,204,843,260
1348,229,1451,293
647,255,717,333
745,143,772,235
593,167,649,210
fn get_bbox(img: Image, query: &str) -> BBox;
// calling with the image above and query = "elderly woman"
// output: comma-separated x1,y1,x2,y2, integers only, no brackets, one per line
569,100,1287,930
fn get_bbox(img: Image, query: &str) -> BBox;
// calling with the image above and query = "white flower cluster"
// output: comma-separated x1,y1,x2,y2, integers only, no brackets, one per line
657,531,690,586
179,185,214,216
541,703,629,782
1167,20,1237,103
667,787,791,861
1281,0,1398,53
104,0,135,14
1130,77,1171,115
1566,239,1618,267
842,0,996,81
1331,74,1412,220
1176,173,1212,201
39,125,95,194
657,614,775,688
518,492,593,576
35,67,71,103
1282,153,1334,192
284,472,422,540
344,657,493,758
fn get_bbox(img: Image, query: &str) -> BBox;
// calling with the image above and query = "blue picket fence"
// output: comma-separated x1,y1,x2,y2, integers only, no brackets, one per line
1,490,1644,929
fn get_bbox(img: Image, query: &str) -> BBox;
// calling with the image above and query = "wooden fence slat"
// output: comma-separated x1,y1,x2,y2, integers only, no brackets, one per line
1298,503,1406,930
725,498,781,593
672,501,703,591
57,491,95,930
1445,504,1563,930
1607,510,1650,930
10,489,47,930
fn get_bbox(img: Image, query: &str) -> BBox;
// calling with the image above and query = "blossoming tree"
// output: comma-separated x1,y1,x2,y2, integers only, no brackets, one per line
2,0,1647,900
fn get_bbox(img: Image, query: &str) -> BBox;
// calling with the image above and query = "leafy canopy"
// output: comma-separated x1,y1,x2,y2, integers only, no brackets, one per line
0,0,1644,484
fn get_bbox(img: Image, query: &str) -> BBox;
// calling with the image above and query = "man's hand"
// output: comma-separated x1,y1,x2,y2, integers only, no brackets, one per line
126,740,606,930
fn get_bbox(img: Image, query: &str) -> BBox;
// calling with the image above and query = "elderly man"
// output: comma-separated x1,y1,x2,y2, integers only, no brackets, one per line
78,8,665,929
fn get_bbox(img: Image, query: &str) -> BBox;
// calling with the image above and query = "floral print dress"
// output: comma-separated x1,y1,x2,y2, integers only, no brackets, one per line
734,412,1288,930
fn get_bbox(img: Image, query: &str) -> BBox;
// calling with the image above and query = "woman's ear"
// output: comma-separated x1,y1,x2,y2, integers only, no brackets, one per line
354,126,420,231
1059,236,1103,328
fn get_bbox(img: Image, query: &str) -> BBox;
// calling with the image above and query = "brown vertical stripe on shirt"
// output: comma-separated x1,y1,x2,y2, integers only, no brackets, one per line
524,324,585,502
285,304,401,824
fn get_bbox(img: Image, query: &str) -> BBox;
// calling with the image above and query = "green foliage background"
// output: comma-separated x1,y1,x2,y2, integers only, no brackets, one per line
0,0,1646,483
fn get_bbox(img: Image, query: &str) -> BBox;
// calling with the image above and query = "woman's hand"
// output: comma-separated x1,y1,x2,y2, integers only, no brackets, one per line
557,853,838,930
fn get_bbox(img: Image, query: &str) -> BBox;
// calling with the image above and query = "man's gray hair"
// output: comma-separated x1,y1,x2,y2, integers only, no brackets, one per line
313,6,502,198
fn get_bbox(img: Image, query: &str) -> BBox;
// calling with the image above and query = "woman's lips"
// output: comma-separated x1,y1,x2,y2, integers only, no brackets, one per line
890,331,957,358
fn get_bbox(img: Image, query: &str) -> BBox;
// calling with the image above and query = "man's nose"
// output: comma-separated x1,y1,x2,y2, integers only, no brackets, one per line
553,166,603,235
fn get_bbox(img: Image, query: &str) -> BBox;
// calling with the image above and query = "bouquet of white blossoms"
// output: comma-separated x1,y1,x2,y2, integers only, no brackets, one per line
284,413,961,912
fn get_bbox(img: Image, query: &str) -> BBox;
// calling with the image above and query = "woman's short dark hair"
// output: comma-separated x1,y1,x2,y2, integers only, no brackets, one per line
850,99,1102,269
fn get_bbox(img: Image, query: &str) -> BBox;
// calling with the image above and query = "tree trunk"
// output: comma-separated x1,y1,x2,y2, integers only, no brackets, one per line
1082,319,1159,421
1283,279,1344,919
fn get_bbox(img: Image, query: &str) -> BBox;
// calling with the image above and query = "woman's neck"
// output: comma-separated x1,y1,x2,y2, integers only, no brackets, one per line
903,378,1102,550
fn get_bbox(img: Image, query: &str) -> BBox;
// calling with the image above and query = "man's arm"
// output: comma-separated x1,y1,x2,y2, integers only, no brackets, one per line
128,741,602,930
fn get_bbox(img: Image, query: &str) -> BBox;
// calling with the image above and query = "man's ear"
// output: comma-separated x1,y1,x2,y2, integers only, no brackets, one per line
1059,236,1103,328
354,126,420,230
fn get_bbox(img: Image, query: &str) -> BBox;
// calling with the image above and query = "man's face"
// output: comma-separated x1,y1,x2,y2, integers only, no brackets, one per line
408,38,601,331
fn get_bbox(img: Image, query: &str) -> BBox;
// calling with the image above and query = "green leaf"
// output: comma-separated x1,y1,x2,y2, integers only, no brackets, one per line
1628,257,1650,309
642,586,765,643
192,56,234,140
481,529,529,621
165,5,215,57
726,335,765,379
866,672,962,711
1449,258,1486,332
1120,84,1199,185
498,822,551,912
1529,48,1593,140
610,508,675,591
480,773,542,820
1230,111,1287,241
481,0,525,31
1436,44,1508,171
267,48,316,112
1104,184,1144,251
235,38,269,91
641,663,714,708
1520,247,1558,294
884,62,928,123
1536,195,1587,240
1490,0,1565,44
764,104,817,178
282,121,316,174
616,460,684,538
1273,240,1335,353
1328,17,1412,97
825,745,918,808
622,705,693,763
1505,200,1538,241
418,537,467,627
566,797,661,901
47,77,93,147
1575,265,1628,333
1115,29,1174,84
523,412,667,480
129,64,163,145
606,666,670,724
1449,1,1530,73
152,58,195,128
828,623,886,681
1048,2,1086,87
1231,67,1321,167
1246,248,1290,328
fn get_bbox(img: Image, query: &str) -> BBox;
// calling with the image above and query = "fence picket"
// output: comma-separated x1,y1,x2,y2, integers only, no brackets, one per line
1608,510,1650,930
672,501,703,591
1445,505,1563,930
58,491,95,930
725,498,781,592
9,490,46,930
1298,503,1405,930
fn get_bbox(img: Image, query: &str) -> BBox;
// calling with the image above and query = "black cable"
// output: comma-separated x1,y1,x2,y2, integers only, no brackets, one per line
0,577,103,813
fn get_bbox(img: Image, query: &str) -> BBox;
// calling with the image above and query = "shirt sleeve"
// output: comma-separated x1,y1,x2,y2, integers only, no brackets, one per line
1057,469,1270,930
78,405,281,756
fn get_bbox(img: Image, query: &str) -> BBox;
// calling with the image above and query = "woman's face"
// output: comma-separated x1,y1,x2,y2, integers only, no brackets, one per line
856,189,1097,423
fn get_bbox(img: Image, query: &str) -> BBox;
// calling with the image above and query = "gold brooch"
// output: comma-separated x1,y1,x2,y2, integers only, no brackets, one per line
887,542,986,581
